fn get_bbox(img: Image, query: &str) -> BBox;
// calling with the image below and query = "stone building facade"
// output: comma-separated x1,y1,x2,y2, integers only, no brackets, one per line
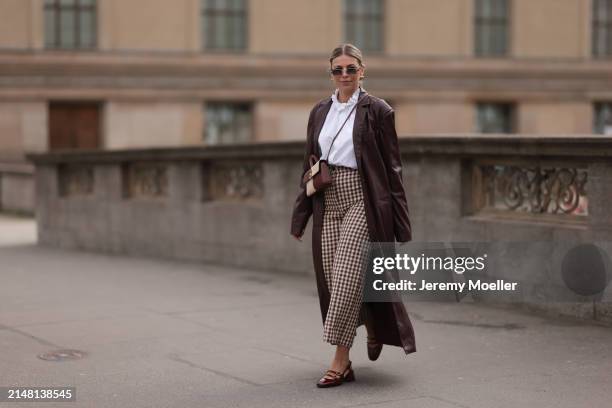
1,0,612,213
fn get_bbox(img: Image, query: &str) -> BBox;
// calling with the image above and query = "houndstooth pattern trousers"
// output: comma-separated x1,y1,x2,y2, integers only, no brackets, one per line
321,164,370,348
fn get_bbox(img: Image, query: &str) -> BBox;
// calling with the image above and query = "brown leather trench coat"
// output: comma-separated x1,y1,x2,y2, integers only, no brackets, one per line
290,88,416,355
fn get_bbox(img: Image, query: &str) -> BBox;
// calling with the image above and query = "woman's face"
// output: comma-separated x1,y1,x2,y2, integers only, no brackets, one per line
330,55,364,94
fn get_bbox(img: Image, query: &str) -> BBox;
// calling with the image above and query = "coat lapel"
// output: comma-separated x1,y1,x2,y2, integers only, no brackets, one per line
352,89,370,167
313,99,332,158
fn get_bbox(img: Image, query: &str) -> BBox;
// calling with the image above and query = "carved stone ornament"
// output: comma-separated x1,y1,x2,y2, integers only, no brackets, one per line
480,165,588,216
205,162,263,200
58,165,94,197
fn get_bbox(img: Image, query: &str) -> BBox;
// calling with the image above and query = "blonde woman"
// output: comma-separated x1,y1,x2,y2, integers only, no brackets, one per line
291,43,416,388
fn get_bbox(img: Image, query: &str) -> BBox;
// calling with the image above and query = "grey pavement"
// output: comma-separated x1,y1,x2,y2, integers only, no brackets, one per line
0,214,611,408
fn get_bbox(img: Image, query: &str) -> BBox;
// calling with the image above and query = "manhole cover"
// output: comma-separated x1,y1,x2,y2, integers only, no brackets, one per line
38,349,87,361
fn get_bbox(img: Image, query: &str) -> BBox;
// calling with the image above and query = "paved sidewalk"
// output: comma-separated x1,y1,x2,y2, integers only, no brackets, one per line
0,215,611,408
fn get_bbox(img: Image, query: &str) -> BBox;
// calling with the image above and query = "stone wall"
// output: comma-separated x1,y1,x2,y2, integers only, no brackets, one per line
0,160,34,214
27,135,612,322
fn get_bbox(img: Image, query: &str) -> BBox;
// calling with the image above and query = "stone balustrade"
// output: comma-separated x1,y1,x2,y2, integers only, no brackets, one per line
27,134,612,322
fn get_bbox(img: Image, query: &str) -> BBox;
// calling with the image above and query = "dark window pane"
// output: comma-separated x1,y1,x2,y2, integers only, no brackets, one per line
59,9,76,48
216,14,226,48
44,0,96,49
493,24,507,55
202,0,246,50
492,0,503,18
44,8,56,47
476,103,515,133
479,0,490,18
593,102,612,134
474,0,509,57
344,0,384,52
593,0,612,57
205,103,252,144
236,15,245,47
79,10,94,47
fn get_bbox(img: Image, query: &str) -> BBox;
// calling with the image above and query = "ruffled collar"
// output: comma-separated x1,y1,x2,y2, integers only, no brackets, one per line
331,86,361,110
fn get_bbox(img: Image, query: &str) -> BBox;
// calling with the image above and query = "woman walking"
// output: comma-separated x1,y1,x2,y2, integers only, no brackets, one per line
290,43,416,388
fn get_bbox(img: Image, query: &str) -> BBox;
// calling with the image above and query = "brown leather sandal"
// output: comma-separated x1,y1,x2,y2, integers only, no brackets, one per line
316,360,355,388
367,336,383,361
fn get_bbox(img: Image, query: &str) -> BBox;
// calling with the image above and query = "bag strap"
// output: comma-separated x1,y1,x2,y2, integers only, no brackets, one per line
323,92,365,161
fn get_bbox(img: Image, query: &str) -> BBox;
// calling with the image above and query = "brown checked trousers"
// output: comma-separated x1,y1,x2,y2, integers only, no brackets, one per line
321,164,370,348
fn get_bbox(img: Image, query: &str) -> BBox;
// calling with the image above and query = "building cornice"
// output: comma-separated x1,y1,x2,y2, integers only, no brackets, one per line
1,52,611,101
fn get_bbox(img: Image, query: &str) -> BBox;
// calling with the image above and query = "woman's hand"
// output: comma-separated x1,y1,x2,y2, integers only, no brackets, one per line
292,232,303,241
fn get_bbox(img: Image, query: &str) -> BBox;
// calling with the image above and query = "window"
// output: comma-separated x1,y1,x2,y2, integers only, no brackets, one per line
204,102,252,144
476,102,515,133
474,0,510,57
593,102,612,134
344,0,384,53
592,0,612,57
201,0,247,51
44,0,96,49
